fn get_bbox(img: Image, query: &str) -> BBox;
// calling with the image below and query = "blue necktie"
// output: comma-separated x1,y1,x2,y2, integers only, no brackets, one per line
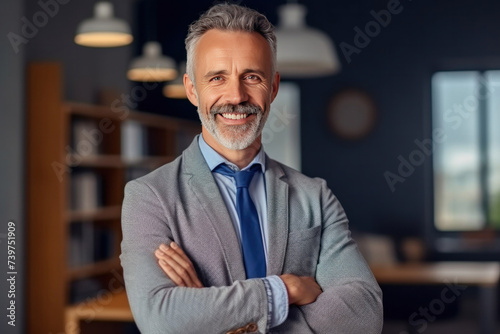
214,163,266,278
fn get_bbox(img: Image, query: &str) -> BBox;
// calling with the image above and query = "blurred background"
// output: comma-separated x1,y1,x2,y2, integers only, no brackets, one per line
2,0,500,333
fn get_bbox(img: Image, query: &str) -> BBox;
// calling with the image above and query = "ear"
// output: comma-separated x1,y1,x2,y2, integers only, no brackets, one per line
184,74,199,107
270,71,280,103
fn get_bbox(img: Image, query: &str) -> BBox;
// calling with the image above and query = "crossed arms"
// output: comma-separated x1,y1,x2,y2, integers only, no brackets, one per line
120,172,383,333
155,241,322,306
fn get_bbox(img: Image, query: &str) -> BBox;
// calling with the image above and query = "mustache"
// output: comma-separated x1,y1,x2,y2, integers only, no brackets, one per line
210,103,263,115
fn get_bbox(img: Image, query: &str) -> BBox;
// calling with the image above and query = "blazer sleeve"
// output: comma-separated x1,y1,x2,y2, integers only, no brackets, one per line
272,180,383,334
120,179,269,334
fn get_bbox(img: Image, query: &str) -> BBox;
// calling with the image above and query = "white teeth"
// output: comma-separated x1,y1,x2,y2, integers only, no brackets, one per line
221,113,248,120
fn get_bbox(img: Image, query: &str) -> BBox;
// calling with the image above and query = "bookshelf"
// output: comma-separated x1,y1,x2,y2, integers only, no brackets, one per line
26,62,200,334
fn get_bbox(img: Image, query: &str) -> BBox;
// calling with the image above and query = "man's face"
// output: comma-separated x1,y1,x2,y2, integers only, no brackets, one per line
184,29,279,150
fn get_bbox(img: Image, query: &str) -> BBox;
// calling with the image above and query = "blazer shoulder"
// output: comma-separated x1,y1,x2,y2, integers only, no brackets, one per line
126,154,184,190
124,135,206,194
268,157,329,190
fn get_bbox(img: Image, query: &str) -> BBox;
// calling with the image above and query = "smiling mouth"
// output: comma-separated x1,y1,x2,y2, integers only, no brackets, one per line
219,113,252,120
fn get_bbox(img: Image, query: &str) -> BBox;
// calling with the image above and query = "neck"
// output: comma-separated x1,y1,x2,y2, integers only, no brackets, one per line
201,127,261,169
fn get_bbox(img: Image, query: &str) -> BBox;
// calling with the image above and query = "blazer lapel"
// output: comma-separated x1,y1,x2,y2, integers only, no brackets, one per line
264,157,289,276
182,137,246,281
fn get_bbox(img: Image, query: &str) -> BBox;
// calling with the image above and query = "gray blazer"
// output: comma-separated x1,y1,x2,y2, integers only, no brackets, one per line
120,137,383,334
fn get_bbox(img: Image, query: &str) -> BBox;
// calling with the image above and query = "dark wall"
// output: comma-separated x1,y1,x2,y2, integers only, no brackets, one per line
24,0,134,102
13,0,500,241
136,0,500,238
296,0,500,237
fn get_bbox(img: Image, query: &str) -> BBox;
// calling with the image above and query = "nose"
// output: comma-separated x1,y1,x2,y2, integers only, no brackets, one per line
224,79,248,105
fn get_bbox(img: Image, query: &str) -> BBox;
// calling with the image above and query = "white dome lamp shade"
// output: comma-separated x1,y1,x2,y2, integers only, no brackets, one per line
275,4,341,78
75,2,133,47
127,41,178,82
163,61,187,99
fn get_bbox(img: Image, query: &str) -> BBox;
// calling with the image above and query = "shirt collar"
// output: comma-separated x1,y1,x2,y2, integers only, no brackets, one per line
198,133,266,173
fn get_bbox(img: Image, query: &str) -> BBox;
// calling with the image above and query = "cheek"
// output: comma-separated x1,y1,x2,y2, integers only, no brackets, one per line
257,97,271,114
251,87,272,107
198,103,214,119
198,89,221,111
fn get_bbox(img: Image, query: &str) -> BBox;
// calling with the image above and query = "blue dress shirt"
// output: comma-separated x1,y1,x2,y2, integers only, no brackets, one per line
198,134,288,329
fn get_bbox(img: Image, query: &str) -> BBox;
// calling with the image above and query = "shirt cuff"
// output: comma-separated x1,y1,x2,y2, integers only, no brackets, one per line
262,275,289,329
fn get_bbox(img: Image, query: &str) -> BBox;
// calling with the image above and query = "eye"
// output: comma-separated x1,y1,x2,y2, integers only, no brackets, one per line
245,74,261,82
210,76,222,82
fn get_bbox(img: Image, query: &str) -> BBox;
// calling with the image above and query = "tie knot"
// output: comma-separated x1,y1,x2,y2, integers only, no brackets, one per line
214,164,260,188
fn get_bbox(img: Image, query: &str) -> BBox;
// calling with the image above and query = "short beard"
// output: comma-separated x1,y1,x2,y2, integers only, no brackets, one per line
198,103,268,150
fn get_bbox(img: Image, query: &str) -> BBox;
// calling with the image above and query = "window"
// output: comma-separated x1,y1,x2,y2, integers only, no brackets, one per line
432,70,500,231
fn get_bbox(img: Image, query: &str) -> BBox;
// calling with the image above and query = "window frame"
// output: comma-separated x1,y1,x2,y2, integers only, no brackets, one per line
425,62,500,255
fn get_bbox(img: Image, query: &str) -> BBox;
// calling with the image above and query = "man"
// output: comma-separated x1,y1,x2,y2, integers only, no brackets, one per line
120,3,382,334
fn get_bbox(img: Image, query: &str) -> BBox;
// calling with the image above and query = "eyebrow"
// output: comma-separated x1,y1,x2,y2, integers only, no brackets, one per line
203,68,267,80
204,70,228,80
242,68,266,78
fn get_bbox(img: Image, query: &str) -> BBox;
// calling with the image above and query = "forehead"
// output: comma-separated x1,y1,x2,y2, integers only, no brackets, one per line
194,29,272,73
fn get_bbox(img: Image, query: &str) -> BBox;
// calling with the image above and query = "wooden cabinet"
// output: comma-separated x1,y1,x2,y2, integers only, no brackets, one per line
26,62,200,333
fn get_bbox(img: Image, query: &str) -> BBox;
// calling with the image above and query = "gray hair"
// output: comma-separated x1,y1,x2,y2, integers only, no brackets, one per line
185,3,277,84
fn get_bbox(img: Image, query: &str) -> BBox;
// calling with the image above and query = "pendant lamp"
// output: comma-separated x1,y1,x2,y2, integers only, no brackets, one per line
75,2,133,47
127,41,177,82
163,61,187,99
275,3,341,78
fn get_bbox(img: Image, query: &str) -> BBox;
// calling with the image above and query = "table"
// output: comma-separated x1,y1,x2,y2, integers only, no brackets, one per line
371,262,500,334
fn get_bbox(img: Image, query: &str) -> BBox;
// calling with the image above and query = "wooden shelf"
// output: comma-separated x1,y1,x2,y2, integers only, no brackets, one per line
27,62,200,334
63,102,121,120
71,154,175,169
123,155,175,168
65,290,133,334
67,205,122,223
71,154,123,168
68,258,122,281
65,101,199,131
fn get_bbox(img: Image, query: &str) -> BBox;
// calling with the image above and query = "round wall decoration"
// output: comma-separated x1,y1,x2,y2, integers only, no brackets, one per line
327,88,377,140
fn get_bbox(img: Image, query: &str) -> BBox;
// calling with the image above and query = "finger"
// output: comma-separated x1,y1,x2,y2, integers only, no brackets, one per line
163,243,203,288
156,246,201,288
155,249,196,287
170,243,203,287
155,247,193,284
170,242,192,262
159,244,188,266
159,244,192,270
157,258,187,287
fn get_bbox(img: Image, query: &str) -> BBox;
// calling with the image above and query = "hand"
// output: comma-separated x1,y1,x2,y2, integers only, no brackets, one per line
155,242,203,288
279,274,322,306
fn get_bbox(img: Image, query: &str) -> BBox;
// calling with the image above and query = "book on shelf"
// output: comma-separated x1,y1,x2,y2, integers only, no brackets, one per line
71,170,103,211
68,221,94,267
125,167,152,183
121,120,147,161
72,118,101,157
68,221,115,268
93,224,115,262
69,277,102,304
